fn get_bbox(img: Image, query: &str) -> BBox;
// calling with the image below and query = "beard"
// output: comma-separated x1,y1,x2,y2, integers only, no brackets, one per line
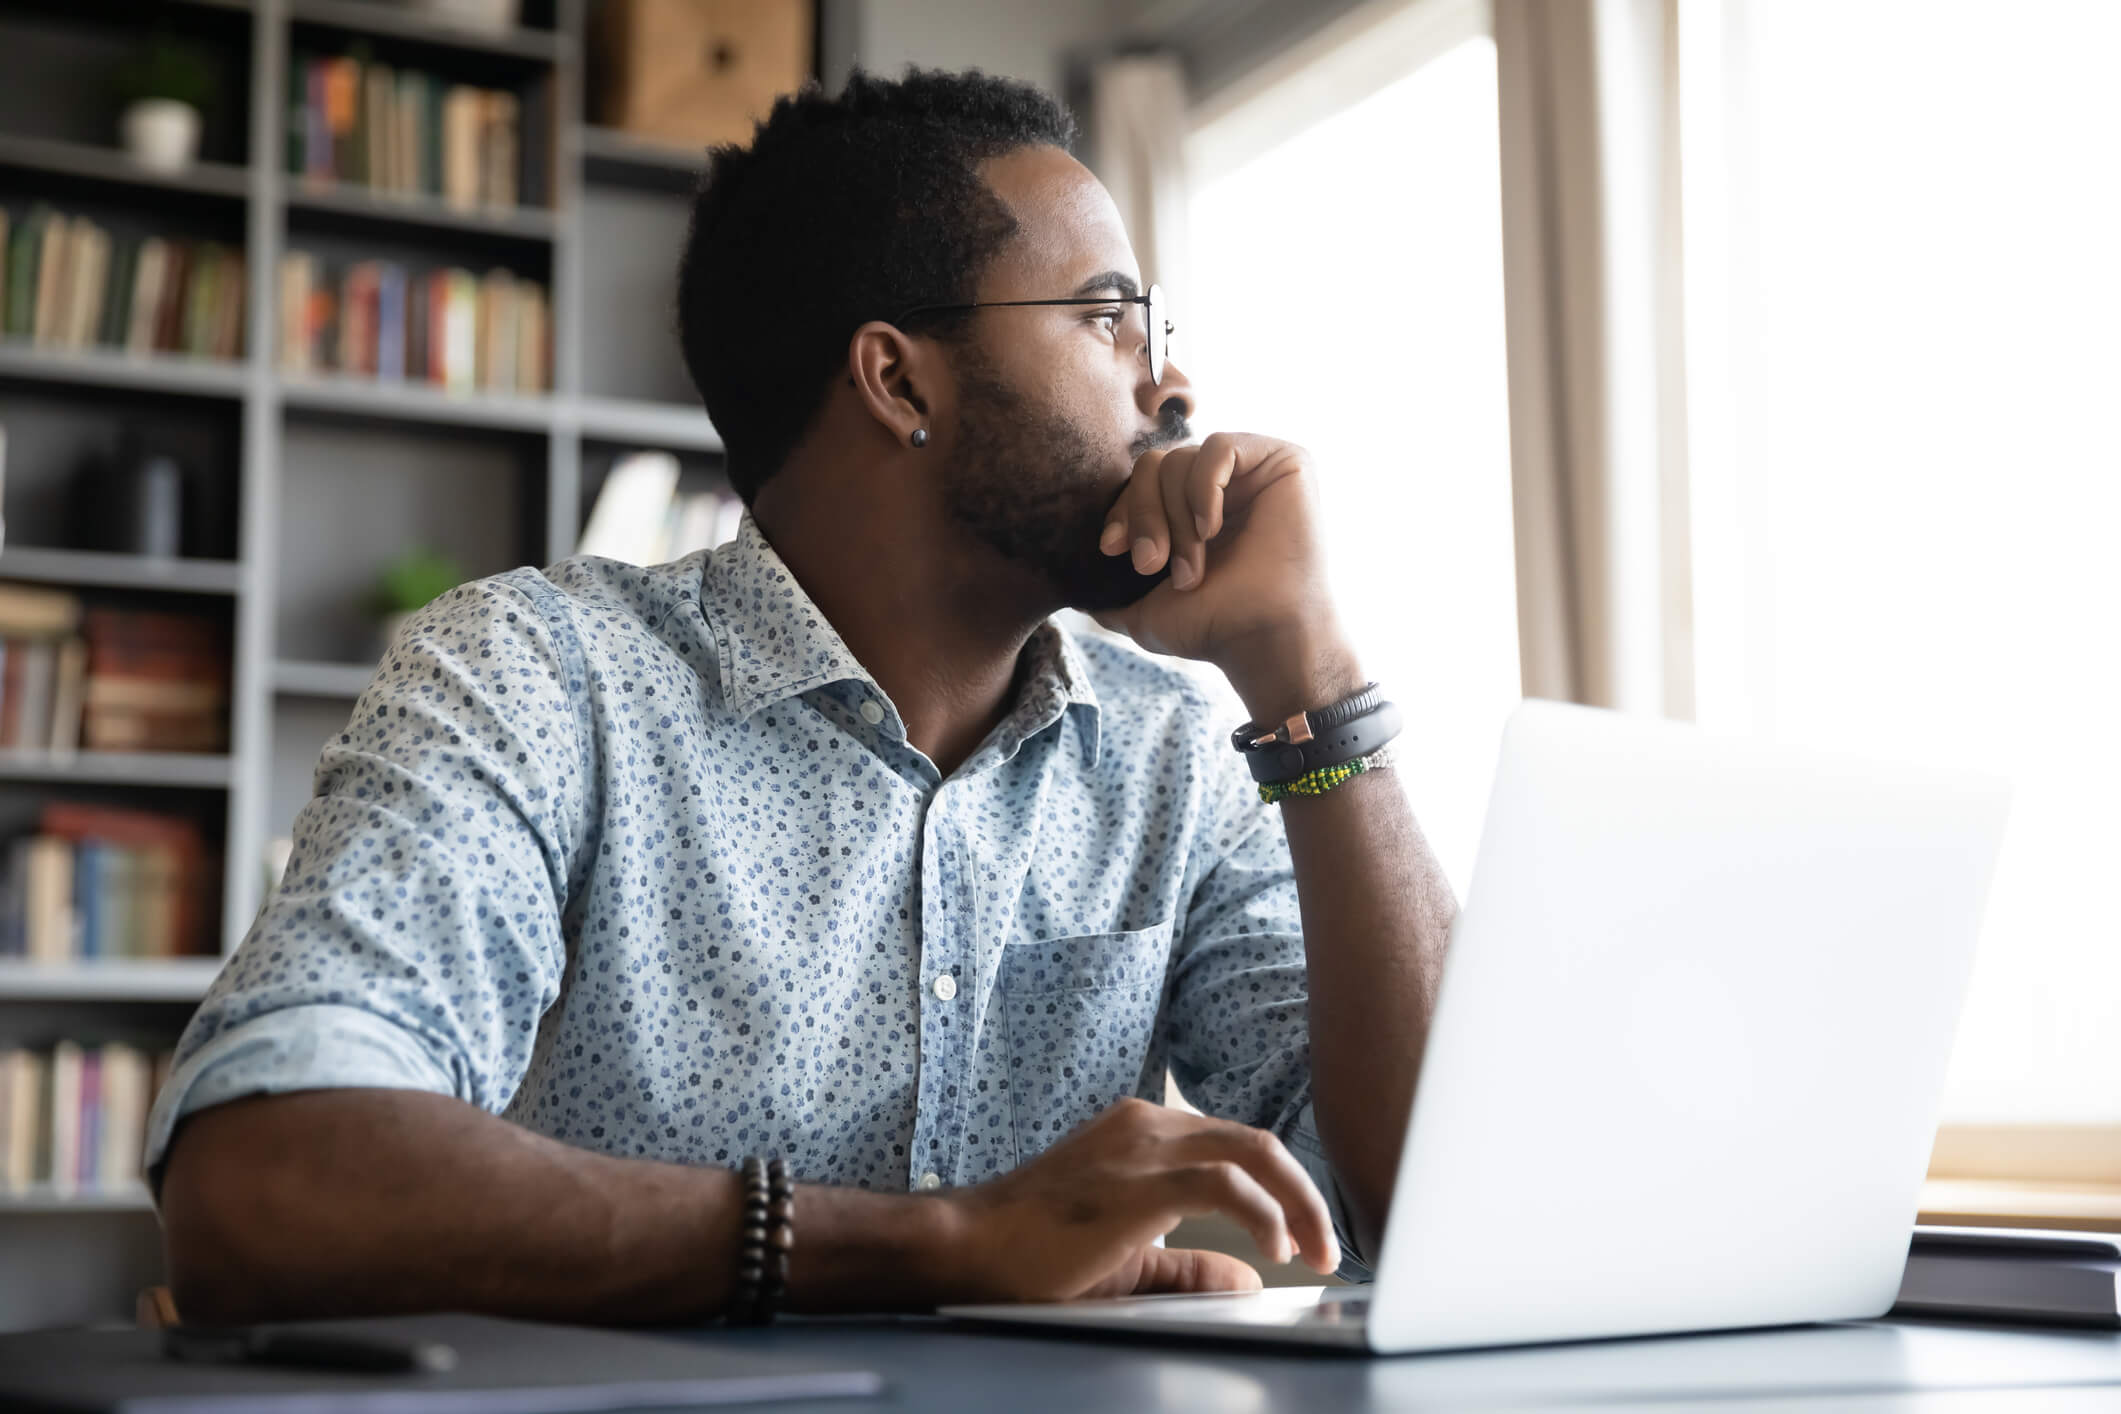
940,349,1187,613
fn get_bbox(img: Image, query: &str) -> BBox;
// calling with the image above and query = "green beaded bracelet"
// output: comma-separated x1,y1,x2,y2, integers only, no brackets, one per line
1258,746,1394,804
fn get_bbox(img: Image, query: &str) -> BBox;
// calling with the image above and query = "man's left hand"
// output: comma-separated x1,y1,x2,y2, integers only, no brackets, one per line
1094,431,1363,718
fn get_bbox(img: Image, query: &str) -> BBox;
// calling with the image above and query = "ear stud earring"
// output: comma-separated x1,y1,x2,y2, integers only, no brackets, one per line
911,428,929,448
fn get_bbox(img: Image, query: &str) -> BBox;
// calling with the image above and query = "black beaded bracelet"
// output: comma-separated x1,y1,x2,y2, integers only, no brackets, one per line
729,1155,793,1325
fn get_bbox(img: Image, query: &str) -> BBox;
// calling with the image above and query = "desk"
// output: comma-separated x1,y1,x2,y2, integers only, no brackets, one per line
689,1315,2121,1412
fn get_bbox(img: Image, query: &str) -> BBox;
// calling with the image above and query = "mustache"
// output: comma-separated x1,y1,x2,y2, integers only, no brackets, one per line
1130,406,1193,458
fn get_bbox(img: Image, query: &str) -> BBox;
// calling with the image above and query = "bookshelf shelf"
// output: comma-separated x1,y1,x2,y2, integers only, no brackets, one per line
576,125,704,174
0,133,251,202
0,959,222,1003
0,1183,155,1214
288,0,569,64
0,548,243,596
576,125,704,194
274,658,376,698
279,371,555,432
285,178,559,243
0,340,249,400
0,0,761,1324
0,751,234,789
572,394,723,452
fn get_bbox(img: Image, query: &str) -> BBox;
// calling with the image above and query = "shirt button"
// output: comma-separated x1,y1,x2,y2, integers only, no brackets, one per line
932,973,957,1001
859,700,884,725
919,1171,942,1190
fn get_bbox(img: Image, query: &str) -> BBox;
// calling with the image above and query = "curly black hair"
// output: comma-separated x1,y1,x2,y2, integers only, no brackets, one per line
673,66,1081,503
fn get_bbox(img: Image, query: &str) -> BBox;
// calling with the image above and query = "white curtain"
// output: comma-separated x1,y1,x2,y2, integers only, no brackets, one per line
1494,0,1692,716
1088,52,1192,327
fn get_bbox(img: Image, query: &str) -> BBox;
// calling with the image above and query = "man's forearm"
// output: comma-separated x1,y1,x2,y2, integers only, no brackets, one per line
159,1088,957,1325
1224,643,1459,1256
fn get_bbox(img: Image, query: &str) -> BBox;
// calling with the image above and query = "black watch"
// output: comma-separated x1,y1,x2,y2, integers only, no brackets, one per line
1231,683,1401,785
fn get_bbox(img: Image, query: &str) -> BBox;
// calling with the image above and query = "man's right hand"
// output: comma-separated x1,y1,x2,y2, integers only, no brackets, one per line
932,1097,1341,1302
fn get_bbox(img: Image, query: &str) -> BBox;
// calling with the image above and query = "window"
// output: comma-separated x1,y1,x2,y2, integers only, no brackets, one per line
1683,0,2121,1123
1183,24,1519,895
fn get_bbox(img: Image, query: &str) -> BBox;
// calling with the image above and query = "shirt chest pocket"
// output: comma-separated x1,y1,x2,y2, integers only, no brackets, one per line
994,918,1175,1159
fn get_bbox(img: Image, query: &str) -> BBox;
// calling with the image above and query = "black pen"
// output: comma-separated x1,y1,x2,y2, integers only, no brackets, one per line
163,1325,459,1374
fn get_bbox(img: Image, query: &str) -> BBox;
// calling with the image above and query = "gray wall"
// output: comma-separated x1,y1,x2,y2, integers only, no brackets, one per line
829,0,1128,96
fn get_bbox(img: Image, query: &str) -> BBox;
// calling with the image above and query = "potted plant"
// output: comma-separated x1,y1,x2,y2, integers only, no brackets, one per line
110,31,214,172
368,547,464,656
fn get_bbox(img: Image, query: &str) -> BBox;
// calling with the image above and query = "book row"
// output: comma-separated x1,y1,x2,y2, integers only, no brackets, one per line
0,802,215,962
0,1043,176,1196
289,51,552,212
278,251,550,394
578,451,743,567
0,205,244,360
0,587,230,756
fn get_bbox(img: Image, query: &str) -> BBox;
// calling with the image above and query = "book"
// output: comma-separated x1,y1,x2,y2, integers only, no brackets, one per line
515,281,546,392
153,239,192,354
278,250,314,372
76,1047,100,1189
339,52,364,185
0,1049,47,1190
397,68,426,197
4,205,49,339
0,583,83,638
31,211,70,346
47,635,85,755
72,841,103,960
64,220,110,350
365,61,397,192
46,1040,81,1193
478,267,517,392
442,267,477,393
131,844,175,957
13,638,52,748
1897,1226,2121,1328
98,231,139,348
96,1043,148,1192
376,261,406,379
407,264,430,380
182,244,217,356
214,248,246,359
579,452,681,564
443,84,483,208
41,802,213,958
24,837,75,962
125,237,169,354
483,89,519,208
80,607,231,754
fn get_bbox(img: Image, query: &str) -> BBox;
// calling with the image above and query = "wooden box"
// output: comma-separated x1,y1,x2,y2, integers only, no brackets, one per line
593,0,815,150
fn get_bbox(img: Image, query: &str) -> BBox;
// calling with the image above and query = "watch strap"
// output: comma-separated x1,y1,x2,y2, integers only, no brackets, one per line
1244,698,1403,784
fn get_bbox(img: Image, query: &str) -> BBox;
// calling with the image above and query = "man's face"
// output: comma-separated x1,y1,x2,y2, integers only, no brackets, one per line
936,145,1197,613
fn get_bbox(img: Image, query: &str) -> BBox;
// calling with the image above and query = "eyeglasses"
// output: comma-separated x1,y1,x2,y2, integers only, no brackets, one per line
891,283,1174,385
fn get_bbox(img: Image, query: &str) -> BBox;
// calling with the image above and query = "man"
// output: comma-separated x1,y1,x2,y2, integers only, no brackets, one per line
152,67,1456,1323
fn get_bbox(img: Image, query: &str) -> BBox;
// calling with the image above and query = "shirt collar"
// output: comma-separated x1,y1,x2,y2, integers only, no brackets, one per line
698,512,1103,767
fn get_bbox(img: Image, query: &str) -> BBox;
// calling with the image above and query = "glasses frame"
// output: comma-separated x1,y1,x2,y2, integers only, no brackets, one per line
891,283,1173,385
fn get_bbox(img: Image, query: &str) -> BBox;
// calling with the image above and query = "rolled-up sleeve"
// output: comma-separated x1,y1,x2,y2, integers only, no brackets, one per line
1163,751,1375,1282
145,575,592,1185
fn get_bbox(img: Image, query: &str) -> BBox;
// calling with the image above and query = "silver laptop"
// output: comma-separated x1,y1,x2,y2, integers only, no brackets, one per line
943,700,2012,1353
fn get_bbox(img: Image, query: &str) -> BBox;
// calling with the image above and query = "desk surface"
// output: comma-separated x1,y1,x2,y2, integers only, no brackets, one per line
686,1314,2121,1413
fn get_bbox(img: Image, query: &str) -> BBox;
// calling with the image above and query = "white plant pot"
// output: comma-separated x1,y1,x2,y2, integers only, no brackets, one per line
120,99,201,173
401,0,522,32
